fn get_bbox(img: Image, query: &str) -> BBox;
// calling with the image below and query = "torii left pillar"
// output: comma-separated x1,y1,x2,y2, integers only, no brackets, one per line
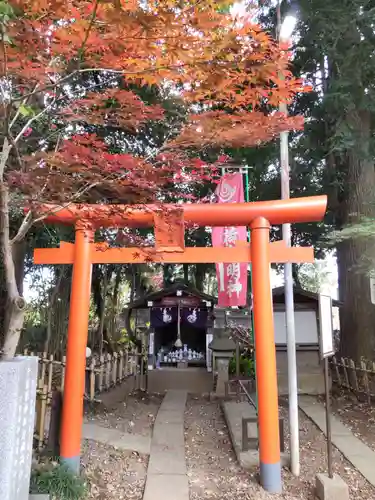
60,224,93,472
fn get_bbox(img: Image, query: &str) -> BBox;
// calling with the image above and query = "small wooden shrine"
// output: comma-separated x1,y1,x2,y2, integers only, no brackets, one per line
124,283,216,369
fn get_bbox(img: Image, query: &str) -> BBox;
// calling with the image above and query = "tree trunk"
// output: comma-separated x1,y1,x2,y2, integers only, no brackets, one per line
92,265,115,353
131,265,137,300
2,299,26,358
163,264,172,287
12,239,26,296
0,183,26,359
194,264,206,292
108,267,122,342
50,274,71,358
337,240,375,360
98,270,108,355
336,110,375,361
183,264,189,285
292,264,301,288
45,267,65,353
0,240,26,347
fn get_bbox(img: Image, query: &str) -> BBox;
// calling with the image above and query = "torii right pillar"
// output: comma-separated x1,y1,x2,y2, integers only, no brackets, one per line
251,217,282,493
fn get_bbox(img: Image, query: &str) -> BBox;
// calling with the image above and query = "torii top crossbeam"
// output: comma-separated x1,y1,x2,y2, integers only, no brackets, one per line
35,195,326,228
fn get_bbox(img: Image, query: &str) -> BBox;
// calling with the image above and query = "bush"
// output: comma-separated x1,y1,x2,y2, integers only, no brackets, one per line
229,353,255,378
30,461,87,500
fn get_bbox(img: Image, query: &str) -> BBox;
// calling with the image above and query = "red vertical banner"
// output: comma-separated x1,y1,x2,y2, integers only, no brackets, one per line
212,173,248,306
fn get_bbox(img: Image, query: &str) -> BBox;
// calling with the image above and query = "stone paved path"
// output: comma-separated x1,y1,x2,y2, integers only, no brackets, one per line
143,390,189,500
82,421,151,455
299,395,375,487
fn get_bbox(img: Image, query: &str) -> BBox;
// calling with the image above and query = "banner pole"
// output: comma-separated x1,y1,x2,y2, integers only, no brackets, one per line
244,168,258,413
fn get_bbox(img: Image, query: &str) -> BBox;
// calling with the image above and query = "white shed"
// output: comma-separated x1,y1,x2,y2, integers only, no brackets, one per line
272,286,340,394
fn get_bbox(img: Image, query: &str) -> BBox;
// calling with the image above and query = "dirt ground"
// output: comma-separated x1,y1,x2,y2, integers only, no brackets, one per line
81,390,375,499
85,390,163,437
184,396,375,500
81,391,162,499
81,390,162,499
328,390,375,451
280,401,375,500
81,440,148,500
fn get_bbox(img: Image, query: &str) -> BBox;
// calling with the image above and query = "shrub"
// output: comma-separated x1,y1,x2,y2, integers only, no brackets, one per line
30,461,87,500
229,353,255,378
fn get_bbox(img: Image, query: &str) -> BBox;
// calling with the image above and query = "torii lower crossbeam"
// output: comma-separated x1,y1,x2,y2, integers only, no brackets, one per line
32,195,327,494
34,240,314,265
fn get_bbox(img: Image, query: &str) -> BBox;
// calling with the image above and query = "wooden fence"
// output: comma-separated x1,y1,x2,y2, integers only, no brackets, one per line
330,355,375,403
24,348,143,451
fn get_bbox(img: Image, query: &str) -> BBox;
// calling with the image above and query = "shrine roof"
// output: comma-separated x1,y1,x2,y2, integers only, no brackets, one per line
272,286,341,307
125,282,217,310
124,284,340,311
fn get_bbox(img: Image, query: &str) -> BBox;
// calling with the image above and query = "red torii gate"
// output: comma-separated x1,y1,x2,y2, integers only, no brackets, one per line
33,195,327,493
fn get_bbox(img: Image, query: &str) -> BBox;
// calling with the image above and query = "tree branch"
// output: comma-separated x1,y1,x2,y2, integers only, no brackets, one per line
9,84,40,131
14,99,56,144
78,0,100,67
10,211,33,245
11,58,240,104
0,137,11,181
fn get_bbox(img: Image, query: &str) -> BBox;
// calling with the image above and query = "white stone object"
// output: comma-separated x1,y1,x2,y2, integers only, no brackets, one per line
315,473,349,500
0,356,38,500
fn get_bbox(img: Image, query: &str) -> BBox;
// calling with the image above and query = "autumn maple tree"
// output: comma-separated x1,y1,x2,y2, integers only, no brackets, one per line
0,0,307,358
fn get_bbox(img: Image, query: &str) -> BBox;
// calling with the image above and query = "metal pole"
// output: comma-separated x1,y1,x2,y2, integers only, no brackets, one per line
175,301,182,347
249,253,258,406
236,341,241,378
277,0,300,477
324,356,333,478
244,167,258,411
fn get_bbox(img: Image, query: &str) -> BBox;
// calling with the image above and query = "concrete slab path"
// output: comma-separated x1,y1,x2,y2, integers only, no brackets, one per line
143,390,189,500
299,395,375,487
82,422,151,455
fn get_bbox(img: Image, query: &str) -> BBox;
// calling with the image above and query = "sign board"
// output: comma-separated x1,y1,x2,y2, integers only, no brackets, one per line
274,310,318,345
370,277,375,305
161,296,200,307
318,294,335,359
135,308,150,326
206,333,213,372
148,332,154,355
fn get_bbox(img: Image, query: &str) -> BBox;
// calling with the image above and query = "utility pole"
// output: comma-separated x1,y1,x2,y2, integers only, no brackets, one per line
277,0,300,477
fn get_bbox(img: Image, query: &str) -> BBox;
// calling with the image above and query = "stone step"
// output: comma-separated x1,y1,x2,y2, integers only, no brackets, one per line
222,401,289,469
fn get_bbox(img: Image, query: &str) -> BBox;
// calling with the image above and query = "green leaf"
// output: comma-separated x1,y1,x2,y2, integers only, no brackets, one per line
19,105,34,117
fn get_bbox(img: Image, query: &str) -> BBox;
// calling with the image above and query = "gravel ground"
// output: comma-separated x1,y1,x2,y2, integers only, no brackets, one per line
85,391,163,436
280,402,375,499
80,391,161,499
184,396,375,499
328,391,375,451
81,440,148,500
